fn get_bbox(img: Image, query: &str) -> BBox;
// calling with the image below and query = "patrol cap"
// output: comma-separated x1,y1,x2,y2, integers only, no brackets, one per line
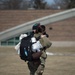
32,23,40,30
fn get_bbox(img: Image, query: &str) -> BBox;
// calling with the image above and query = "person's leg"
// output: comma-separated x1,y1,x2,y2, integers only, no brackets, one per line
40,57,46,66
27,61,40,75
35,64,45,75
35,58,46,75
27,62,36,75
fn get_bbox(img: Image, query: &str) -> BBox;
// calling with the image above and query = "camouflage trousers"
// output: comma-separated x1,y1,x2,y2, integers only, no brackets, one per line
27,59,46,75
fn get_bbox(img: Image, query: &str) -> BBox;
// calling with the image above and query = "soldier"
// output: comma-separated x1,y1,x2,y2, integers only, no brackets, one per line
27,23,42,75
27,23,52,75
35,25,52,75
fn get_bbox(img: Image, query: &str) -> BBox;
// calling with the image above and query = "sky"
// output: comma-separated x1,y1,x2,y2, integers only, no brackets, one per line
45,0,54,4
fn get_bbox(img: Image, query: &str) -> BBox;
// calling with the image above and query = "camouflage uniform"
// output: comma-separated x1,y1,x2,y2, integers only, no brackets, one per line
35,34,52,75
34,33,48,75
27,33,41,75
27,33,52,75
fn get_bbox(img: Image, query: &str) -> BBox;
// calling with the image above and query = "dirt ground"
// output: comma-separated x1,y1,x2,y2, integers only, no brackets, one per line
0,47,75,75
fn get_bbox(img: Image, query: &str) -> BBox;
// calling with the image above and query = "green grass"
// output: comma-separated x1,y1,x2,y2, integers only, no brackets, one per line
0,47,75,75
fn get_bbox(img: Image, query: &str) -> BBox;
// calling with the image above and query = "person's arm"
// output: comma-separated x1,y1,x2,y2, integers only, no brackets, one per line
36,36,41,41
43,32,49,38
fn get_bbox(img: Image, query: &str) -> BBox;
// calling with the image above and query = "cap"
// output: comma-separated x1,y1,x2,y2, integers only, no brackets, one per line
32,23,40,30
